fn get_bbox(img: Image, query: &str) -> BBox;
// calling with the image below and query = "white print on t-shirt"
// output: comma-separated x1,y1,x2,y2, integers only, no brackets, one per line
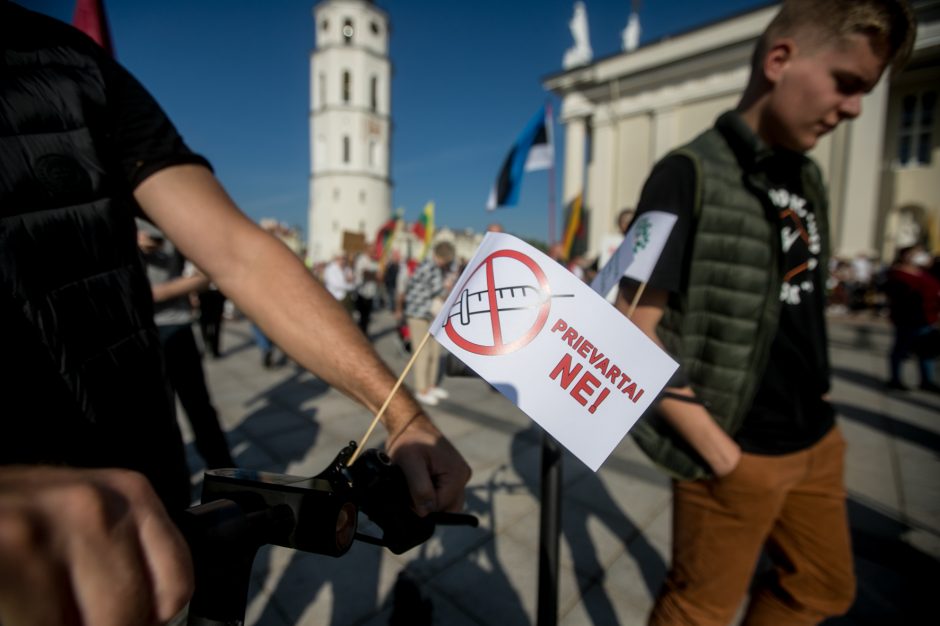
768,188,820,306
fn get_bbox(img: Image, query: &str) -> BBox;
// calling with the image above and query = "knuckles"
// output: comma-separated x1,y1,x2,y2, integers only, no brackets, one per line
0,509,46,564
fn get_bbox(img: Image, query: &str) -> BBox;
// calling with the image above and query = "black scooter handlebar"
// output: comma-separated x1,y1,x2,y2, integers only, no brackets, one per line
180,441,477,625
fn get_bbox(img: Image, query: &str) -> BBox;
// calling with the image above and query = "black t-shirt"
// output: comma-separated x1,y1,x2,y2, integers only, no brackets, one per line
100,56,212,188
626,153,833,455
2,4,210,508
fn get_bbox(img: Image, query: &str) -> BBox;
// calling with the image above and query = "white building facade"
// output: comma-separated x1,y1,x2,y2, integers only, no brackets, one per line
308,0,392,263
544,2,940,263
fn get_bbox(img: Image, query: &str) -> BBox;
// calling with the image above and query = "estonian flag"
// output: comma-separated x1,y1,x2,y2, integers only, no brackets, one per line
486,105,554,211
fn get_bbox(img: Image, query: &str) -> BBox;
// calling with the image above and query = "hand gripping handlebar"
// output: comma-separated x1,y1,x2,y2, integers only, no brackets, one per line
180,441,477,626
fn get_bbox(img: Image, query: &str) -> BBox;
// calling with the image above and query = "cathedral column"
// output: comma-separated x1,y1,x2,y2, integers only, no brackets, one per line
835,78,889,256
560,92,593,248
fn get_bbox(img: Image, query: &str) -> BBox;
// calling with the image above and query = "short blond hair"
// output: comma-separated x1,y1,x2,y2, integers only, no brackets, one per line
755,0,916,71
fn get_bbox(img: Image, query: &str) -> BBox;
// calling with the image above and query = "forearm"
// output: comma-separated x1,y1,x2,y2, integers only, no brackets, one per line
223,236,423,433
135,165,423,437
134,165,469,513
615,283,740,475
654,388,740,475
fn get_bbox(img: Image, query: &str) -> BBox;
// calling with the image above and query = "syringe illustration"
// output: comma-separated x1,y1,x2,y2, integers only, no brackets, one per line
443,283,573,329
441,248,573,356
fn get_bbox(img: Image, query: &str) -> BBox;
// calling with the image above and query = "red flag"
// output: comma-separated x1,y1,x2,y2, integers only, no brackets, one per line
73,0,115,56
373,218,397,259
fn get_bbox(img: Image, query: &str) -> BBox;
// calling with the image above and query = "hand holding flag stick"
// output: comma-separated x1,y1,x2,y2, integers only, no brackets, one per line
348,332,434,465
352,217,683,466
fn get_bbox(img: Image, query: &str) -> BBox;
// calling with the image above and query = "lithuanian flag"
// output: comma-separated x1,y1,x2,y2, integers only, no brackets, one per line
412,201,435,260
561,193,587,261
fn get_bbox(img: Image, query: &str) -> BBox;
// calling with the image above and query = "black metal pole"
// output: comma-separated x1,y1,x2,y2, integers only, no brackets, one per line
537,431,562,626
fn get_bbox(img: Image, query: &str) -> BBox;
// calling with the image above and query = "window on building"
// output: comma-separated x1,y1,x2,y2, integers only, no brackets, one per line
360,191,366,204
370,76,378,112
343,136,350,163
342,18,354,44
898,90,936,166
368,140,376,167
371,21,380,35
321,19,328,32
319,73,326,108
342,70,351,104
333,188,340,201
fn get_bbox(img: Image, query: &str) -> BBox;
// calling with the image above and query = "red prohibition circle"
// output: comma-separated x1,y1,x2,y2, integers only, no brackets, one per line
445,249,551,356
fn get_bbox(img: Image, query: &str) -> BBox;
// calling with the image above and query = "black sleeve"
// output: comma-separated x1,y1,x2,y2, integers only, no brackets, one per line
100,56,212,189
619,154,696,295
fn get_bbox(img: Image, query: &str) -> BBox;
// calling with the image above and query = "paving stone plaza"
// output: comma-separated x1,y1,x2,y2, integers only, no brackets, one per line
183,310,939,625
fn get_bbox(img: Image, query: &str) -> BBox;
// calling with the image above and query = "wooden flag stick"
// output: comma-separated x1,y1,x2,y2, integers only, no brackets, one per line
626,281,648,318
348,330,434,465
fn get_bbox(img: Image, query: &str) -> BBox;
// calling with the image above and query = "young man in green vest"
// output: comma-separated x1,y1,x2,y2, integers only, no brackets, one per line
615,1,916,624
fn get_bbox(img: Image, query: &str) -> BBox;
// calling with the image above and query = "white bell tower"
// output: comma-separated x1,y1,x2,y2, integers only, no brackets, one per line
308,0,392,263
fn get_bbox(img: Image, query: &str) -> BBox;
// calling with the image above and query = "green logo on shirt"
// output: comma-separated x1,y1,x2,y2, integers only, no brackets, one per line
633,217,652,253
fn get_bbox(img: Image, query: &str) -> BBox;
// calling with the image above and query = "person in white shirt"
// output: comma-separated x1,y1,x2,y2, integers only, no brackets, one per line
322,254,354,303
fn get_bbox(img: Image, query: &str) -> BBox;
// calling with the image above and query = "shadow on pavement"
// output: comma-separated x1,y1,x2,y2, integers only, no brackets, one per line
834,401,940,454
831,366,940,415
398,468,531,625
189,366,382,626
824,497,940,625
511,425,667,625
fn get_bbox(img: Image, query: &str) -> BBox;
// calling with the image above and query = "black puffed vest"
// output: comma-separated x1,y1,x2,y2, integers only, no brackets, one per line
630,112,830,480
0,4,190,511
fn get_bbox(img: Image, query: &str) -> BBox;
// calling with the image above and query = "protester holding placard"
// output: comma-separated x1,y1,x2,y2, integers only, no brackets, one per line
612,2,916,624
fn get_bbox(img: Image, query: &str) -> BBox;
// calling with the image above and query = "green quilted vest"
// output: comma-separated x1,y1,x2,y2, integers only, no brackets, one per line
630,111,830,480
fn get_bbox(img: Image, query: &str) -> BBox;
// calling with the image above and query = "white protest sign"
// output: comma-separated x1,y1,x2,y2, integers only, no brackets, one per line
430,233,678,471
590,210,678,299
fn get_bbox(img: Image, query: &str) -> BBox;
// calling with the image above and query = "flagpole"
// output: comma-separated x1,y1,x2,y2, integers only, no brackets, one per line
348,331,433,465
540,100,563,626
537,430,562,626
547,100,557,246
627,281,648,317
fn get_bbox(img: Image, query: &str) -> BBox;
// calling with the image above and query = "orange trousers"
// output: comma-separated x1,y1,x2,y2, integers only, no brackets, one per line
649,427,856,626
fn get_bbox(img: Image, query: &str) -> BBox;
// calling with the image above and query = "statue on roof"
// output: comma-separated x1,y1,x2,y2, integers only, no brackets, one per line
563,1,593,69
621,11,640,52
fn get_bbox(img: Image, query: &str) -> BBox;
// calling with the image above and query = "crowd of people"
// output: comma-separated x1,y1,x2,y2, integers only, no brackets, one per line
821,248,940,391
0,1,929,625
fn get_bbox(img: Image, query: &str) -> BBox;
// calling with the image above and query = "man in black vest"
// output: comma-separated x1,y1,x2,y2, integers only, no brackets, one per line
615,1,915,624
0,3,470,624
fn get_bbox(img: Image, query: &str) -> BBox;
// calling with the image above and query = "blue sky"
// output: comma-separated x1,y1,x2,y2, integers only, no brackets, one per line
23,0,769,243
